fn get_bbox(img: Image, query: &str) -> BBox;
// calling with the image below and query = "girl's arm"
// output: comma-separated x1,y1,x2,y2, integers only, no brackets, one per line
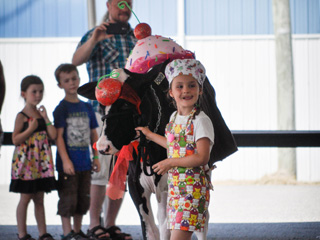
46,123,57,140
135,126,167,148
56,127,75,175
38,105,56,140
152,137,211,175
12,113,38,145
90,128,100,172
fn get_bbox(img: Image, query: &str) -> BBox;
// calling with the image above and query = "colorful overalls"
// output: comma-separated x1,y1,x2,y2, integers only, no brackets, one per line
166,108,210,232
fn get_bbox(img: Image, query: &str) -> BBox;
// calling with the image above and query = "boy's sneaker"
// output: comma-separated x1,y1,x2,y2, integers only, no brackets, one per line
73,231,89,240
61,231,74,240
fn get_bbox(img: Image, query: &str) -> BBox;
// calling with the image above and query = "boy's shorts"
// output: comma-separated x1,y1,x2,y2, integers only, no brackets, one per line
57,171,91,217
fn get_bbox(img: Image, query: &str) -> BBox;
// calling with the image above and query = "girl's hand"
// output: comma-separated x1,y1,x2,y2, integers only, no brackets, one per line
135,126,152,139
38,105,48,119
135,126,167,148
28,117,38,132
63,159,75,175
152,158,172,175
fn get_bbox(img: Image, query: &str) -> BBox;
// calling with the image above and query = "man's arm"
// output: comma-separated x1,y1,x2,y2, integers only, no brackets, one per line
72,37,98,66
72,23,112,66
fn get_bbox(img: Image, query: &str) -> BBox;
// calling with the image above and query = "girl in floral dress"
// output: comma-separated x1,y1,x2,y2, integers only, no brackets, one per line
136,59,214,240
10,75,57,240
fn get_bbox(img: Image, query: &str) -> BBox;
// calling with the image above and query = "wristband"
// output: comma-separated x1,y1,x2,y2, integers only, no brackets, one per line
93,156,99,160
46,122,52,126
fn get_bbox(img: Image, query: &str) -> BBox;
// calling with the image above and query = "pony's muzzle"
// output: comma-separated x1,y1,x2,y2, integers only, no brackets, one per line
97,139,119,155
99,145,110,155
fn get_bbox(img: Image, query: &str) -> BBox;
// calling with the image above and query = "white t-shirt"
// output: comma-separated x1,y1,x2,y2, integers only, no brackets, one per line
169,110,215,151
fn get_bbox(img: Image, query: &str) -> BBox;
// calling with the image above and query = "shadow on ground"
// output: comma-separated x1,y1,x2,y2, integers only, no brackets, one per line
1,222,319,240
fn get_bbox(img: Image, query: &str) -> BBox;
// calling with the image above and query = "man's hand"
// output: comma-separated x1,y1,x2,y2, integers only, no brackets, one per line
91,23,113,43
92,158,101,172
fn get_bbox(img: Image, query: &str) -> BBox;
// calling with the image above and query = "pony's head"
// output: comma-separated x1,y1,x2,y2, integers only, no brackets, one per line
78,60,173,155
78,32,197,154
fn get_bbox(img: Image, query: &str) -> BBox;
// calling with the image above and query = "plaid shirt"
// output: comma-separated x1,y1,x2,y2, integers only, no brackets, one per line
77,25,137,112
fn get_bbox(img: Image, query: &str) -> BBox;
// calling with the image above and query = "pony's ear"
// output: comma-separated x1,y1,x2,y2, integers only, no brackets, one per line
77,82,97,100
123,59,171,92
123,68,141,78
123,68,152,91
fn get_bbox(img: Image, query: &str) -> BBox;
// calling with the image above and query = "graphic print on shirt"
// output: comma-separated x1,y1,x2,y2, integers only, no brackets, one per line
66,112,90,147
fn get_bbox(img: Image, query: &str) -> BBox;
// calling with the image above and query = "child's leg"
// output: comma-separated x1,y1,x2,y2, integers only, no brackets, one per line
89,184,105,229
17,193,32,238
73,214,83,233
61,216,72,236
57,171,78,236
170,229,193,240
32,191,46,236
73,171,90,233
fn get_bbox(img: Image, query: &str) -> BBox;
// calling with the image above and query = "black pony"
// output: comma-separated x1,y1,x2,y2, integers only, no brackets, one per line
78,59,237,240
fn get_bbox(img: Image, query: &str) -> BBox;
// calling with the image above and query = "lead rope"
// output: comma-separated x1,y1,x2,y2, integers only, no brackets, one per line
137,131,155,176
135,85,162,177
150,85,161,133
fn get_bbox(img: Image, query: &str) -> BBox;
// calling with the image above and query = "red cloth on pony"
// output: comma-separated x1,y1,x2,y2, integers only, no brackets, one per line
106,141,139,200
118,83,141,114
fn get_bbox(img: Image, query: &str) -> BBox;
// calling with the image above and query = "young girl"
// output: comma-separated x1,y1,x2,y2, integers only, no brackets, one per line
136,59,214,240
10,75,57,240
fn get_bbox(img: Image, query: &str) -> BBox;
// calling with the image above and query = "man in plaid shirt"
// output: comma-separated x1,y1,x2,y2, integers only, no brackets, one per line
72,0,136,239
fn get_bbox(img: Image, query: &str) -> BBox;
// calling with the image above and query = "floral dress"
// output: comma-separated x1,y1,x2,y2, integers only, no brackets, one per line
10,112,56,193
166,108,210,232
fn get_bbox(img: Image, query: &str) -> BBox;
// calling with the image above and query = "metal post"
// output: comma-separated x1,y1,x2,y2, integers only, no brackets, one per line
177,0,186,48
272,0,296,178
87,0,97,29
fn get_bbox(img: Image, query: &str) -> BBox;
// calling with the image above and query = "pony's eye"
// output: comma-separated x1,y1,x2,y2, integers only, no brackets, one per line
121,102,132,111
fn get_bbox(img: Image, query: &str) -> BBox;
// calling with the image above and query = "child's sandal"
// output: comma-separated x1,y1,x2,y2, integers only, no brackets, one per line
87,225,111,240
38,233,55,240
17,234,36,240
